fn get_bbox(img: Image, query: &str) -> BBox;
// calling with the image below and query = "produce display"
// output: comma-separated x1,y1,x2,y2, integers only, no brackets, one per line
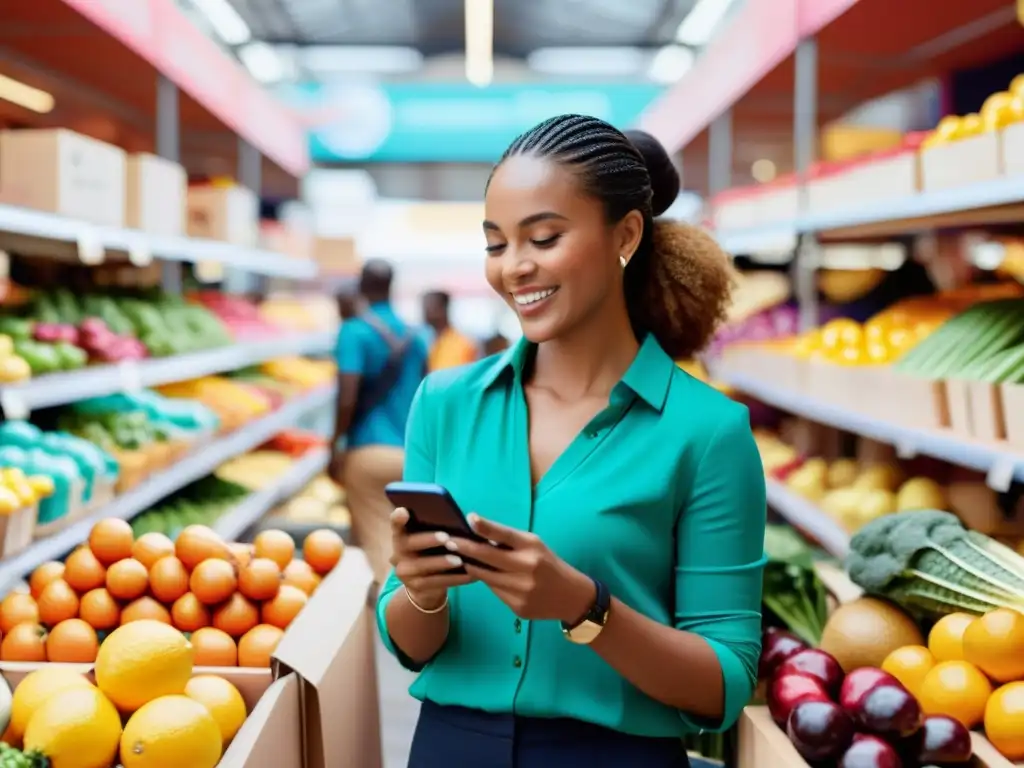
129,475,250,539
0,517,346,667
263,429,327,458
268,473,350,529
214,451,299,492
921,75,1024,148
188,291,286,340
0,622,251,767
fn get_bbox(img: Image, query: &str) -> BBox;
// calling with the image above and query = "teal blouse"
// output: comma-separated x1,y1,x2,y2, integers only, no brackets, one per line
376,333,767,737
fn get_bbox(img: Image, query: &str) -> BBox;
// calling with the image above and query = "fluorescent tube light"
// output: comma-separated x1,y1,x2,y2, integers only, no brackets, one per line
675,0,738,47
465,0,494,87
648,46,695,85
191,0,252,46
0,74,54,114
238,41,286,83
300,46,424,74
527,47,648,76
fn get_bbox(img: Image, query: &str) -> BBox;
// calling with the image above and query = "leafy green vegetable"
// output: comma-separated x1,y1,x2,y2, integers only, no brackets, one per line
762,524,829,645
846,509,1024,622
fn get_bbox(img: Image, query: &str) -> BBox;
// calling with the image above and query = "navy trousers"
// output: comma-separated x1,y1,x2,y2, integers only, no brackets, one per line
408,701,692,768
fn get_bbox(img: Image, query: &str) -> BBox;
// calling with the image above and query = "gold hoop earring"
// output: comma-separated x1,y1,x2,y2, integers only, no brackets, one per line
619,255,628,269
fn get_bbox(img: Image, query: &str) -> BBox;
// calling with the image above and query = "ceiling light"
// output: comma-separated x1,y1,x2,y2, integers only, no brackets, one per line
191,0,252,46
465,0,494,87
527,47,648,77
675,0,738,47
751,159,777,183
238,42,286,84
648,46,695,85
300,46,424,75
0,74,54,114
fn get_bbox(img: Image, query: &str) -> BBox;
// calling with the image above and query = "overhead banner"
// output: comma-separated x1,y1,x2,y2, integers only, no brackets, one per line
281,83,665,163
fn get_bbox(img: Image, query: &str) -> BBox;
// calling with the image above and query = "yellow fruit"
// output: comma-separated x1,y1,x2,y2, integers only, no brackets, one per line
23,686,122,768
895,477,946,512
0,486,21,514
928,612,975,662
120,695,222,768
10,667,95,739
918,660,993,729
95,620,193,712
881,645,936,699
962,609,1024,683
185,675,248,746
985,681,1024,761
26,474,55,498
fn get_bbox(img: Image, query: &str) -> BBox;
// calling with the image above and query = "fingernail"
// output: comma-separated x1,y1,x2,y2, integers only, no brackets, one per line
445,540,459,551
446,555,463,566
435,532,450,543
468,513,480,525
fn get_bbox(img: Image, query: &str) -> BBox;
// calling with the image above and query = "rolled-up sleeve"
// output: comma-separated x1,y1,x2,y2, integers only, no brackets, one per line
674,405,767,732
375,376,436,665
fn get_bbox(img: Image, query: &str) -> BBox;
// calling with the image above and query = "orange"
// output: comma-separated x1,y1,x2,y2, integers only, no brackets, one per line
190,559,238,605
985,681,1024,761
28,561,65,599
191,627,238,667
282,560,320,596
963,609,1024,683
918,660,993,728
260,585,307,629
149,555,190,604
253,530,294,570
64,546,108,592
237,557,281,601
927,612,974,662
106,557,149,601
303,529,343,575
212,594,259,638
79,588,121,630
237,624,283,668
121,596,172,626
185,675,248,745
0,592,39,634
36,579,79,626
228,542,253,569
175,525,232,571
0,622,47,661
881,645,936,699
45,618,99,663
171,593,211,633
131,532,175,569
88,518,134,565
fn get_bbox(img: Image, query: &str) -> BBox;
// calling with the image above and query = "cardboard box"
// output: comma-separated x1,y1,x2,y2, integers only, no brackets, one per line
736,706,1016,768
921,133,1001,192
807,151,919,215
125,154,187,236
1001,383,1024,449
966,380,1007,443
1000,121,1024,177
947,378,974,437
0,128,126,227
273,547,383,768
187,185,259,246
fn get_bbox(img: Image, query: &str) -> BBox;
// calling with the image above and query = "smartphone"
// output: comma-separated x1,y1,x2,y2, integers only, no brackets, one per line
384,481,495,573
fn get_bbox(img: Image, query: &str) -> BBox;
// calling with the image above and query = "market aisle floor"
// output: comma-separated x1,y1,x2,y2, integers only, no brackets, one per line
377,632,419,768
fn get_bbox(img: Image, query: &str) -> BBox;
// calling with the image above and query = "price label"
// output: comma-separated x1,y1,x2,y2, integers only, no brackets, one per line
0,390,28,421
986,458,1016,493
128,242,152,267
119,361,142,393
77,228,105,265
195,261,225,283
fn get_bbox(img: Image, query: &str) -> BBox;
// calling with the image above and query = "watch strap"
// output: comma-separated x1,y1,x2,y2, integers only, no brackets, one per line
563,577,610,632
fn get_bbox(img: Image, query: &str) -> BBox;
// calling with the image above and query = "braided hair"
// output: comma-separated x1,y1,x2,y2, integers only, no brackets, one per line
493,114,734,359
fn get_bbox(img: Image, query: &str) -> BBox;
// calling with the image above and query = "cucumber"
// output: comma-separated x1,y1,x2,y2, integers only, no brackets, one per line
974,344,1024,382
936,304,1024,377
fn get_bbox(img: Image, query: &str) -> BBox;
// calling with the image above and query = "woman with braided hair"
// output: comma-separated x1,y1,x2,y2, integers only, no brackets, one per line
376,114,767,767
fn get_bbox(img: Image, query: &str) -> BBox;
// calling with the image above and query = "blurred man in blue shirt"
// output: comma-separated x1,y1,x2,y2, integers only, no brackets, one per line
330,259,428,581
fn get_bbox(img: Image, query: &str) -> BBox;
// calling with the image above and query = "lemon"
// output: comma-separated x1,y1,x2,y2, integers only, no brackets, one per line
120,695,222,768
10,667,95,739
0,486,21,514
185,675,248,746
95,620,193,712
963,609,1024,683
23,686,121,768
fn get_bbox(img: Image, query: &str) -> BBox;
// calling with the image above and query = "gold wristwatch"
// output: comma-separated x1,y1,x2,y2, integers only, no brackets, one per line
561,578,610,645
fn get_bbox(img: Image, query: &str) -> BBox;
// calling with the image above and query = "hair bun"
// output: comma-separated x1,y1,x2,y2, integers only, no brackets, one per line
624,129,680,217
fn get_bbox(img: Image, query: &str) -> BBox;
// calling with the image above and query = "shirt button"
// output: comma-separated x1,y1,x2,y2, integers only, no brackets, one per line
585,430,598,439
514,618,522,633
513,655,523,668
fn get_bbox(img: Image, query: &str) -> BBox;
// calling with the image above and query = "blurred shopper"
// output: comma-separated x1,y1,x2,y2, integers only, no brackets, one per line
330,259,427,582
377,116,765,766
337,285,365,321
422,290,478,370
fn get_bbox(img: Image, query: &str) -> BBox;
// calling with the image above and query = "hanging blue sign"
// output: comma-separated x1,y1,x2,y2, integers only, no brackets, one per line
280,82,664,163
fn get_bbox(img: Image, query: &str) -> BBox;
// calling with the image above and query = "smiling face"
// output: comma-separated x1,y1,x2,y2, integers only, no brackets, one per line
483,154,643,344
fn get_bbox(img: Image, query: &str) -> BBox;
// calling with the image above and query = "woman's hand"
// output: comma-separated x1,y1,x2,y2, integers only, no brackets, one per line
389,508,475,610
447,514,595,623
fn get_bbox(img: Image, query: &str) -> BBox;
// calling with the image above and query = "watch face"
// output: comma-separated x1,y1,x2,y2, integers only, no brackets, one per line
567,619,603,645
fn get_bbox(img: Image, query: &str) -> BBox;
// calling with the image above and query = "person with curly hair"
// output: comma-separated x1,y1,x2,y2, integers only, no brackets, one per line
376,114,767,767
